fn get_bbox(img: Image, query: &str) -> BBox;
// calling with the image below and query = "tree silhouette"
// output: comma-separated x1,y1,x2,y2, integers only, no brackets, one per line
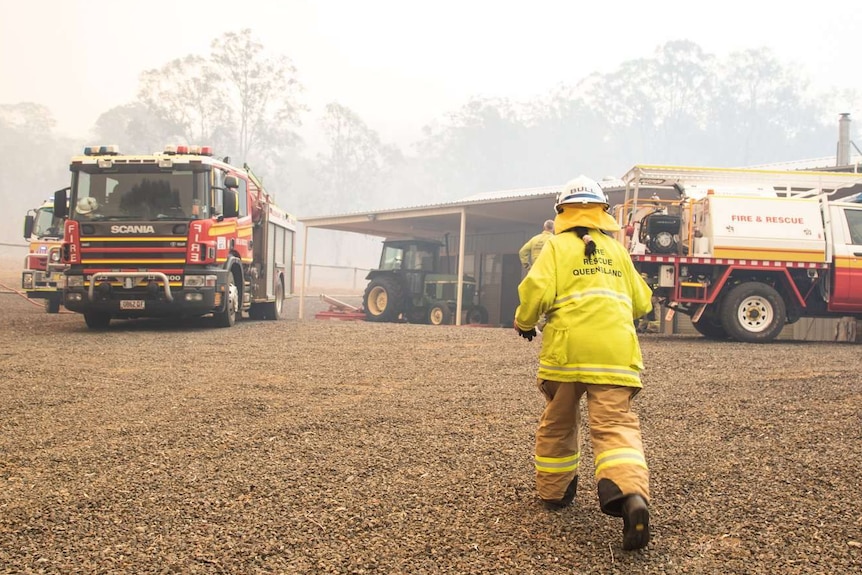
210,28,305,163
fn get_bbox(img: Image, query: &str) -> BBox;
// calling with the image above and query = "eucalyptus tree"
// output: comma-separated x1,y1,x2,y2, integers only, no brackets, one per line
210,28,304,164
315,102,402,214
709,47,829,165
581,40,715,167
416,97,533,200
92,103,180,154
137,55,231,152
0,103,71,243
525,85,615,181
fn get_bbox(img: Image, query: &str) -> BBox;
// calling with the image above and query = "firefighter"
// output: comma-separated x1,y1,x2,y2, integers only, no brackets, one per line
514,175,655,551
519,219,555,270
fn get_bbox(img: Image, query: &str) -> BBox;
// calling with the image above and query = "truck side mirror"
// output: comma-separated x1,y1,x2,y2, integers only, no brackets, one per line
23,215,34,239
53,188,69,220
224,175,239,189
223,189,239,218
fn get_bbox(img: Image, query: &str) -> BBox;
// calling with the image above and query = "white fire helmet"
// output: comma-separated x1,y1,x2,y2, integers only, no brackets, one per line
76,196,99,215
554,175,608,213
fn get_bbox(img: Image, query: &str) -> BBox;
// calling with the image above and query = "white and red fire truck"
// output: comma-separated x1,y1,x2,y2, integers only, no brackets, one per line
22,192,68,313
614,165,862,343
54,145,296,329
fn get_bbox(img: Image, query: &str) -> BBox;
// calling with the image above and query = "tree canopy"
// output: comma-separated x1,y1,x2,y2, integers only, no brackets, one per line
4,34,859,247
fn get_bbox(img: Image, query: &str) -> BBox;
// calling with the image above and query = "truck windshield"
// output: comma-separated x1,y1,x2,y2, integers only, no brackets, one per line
33,207,60,238
72,167,209,222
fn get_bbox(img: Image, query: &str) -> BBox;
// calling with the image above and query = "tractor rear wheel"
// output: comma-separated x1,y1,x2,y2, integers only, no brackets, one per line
363,276,404,322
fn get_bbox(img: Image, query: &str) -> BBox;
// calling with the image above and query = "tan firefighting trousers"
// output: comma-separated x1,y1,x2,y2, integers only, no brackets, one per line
535,380,649,515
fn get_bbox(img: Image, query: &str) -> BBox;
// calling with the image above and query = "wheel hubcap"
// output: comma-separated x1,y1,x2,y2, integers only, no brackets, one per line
369,288,387,314
228,283,238,313
738,296,771,332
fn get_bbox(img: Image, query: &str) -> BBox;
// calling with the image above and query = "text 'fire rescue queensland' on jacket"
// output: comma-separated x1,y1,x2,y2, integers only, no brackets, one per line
514,230,653,387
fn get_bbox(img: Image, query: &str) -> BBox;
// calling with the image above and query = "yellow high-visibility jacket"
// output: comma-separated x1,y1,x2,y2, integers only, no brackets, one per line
514,229,653,387
519,231,552,269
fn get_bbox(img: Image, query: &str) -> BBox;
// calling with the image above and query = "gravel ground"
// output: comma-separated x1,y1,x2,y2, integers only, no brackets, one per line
1,261,861,574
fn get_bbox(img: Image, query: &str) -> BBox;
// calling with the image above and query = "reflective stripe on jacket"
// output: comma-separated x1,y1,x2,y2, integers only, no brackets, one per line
514,230,653,387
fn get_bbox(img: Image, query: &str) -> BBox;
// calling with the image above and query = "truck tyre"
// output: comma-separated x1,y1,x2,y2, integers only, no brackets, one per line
465,305,489,325
691,306,728,340
247,304,264,320
214,272,239,328
720,282,786,343
84,311,111,329
426,301,452,325
45,296,62,314
262,280,284,321
363,276,404,322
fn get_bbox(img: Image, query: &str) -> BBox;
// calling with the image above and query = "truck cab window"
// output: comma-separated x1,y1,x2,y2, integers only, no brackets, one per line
845,209,862,244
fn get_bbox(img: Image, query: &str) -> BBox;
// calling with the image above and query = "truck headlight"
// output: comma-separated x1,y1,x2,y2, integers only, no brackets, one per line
184,274,217,288
66,275,84,288
22,272,33,289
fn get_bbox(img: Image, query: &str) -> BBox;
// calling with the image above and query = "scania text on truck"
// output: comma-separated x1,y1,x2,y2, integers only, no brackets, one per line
22,191,69,313
54,145,296,329
614,165,862,343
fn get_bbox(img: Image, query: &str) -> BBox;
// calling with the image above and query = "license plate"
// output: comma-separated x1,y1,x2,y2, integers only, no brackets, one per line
120,300,145,310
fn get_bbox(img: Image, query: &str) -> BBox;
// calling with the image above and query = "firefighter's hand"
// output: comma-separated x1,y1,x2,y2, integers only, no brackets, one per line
516,326,537,341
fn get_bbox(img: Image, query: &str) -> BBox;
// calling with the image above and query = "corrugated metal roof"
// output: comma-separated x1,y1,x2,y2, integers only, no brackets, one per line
746,155,862,171
304,179,623,223
299,183,563,240
459,184,561,202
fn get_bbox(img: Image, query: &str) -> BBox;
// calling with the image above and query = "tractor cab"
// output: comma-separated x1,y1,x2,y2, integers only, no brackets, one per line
362,238,488,325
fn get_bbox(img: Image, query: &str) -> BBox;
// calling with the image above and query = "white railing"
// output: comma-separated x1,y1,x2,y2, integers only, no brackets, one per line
295,262,371,293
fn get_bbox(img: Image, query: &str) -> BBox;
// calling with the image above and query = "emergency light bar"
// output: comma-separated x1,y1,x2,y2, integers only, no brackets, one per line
83,145,120,156
163,145,214,156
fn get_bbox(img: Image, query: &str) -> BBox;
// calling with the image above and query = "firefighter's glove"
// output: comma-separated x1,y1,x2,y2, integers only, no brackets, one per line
516,326,537,341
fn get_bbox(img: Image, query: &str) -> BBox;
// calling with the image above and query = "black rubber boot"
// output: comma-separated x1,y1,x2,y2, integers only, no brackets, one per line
541,476,578,510
621,494,650,550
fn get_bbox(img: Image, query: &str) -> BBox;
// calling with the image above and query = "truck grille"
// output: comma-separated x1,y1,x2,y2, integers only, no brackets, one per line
80,239,187,266
79,236,188,289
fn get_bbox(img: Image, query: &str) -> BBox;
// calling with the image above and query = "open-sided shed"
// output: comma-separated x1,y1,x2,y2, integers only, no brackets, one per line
297,185,568,324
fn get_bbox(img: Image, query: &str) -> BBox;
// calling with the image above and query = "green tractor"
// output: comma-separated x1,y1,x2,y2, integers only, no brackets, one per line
362,238,489,325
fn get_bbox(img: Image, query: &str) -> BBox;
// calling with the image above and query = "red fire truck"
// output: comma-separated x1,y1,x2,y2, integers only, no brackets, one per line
614,165,862,343
22,192,68,313
54,145,296,329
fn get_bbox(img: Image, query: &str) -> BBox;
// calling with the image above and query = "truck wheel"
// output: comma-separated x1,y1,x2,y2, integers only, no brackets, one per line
45,296,62,314
426,301,452,325
363,276,404,322
465,305,489,325
691,307,728,340
262,281,284,321
84,311,111,329
720,282,786,343
214,273,239,328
